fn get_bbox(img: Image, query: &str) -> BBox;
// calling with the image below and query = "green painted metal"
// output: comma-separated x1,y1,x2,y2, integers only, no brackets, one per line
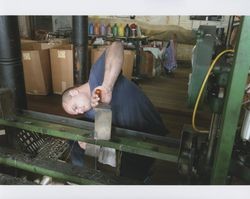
0,147,138,185
21,110,180,147
211,16,250,184
208,65,231,113
188,25,216,107
0,116,179,163
0,157,101,185
208,97,224,113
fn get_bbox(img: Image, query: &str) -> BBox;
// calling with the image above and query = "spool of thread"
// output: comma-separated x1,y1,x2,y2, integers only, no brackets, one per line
112,23,118,37
130,23,137,37
88,23,94,35
118,24,124,37
100,24,106,36
94,23,100,36
124,24,130,38
106,24,112,37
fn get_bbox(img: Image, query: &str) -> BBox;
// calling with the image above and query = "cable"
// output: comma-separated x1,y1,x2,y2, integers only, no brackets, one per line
192,49,235,133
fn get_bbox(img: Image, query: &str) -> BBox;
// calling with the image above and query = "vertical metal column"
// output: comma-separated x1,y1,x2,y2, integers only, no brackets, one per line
211,16,250,184
72,16,89,84
225,16,234,48
206,113,220,165
134,40,141,78
0,16,27,110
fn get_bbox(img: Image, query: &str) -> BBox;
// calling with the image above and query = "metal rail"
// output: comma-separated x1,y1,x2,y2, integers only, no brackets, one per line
21,110,180,148
0,147,137,185
0,112,179,163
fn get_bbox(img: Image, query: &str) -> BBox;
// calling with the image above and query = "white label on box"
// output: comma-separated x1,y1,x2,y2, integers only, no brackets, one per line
0,129,6,135
58,50,66,59
62,81,67,91
23,52,31,60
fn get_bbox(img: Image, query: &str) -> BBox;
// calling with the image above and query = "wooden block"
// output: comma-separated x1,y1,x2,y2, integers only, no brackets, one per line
94,104,112,140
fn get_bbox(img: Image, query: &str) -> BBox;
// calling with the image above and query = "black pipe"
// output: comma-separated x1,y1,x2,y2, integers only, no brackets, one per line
0,16,27,110
72,16,89,84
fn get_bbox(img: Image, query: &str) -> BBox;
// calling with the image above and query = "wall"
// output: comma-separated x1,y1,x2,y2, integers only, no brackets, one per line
89,16,229,30
89,16,230,44
52,16,72,32
18,16,230,44
18,16,31,38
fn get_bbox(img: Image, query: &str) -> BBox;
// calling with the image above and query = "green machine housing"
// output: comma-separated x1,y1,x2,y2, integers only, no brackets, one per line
188,25,217,108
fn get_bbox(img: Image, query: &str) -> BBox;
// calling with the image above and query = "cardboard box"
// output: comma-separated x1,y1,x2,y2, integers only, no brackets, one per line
91,46,135,80
50,44,74,94
21,39,37,44
140,51,154,77
47,38,70,45
123,50,135,80
21,39,69,51
20,39,37,50
21,42,54,95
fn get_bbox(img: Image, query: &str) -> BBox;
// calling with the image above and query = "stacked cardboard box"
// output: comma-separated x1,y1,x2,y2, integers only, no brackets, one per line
140,51,154,77
21,39,69,95
50,44,74,94
50,45,93,94
21,41,134,95
22,42,53,95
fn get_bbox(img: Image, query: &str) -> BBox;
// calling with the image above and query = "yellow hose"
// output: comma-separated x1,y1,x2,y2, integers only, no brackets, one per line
192,49,235,133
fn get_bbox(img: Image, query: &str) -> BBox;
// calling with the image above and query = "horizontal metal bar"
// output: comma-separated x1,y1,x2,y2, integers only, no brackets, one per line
0,147,138,185
0,115,179,163
21,110,180,148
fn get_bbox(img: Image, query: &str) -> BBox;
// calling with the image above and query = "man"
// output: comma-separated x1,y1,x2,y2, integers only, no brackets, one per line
62,41,168,182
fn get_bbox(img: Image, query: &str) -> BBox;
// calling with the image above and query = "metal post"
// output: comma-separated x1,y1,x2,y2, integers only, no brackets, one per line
206,113,220,164
72,16,89,84
211,16,250,184
0,16,27,110
225,16,234,48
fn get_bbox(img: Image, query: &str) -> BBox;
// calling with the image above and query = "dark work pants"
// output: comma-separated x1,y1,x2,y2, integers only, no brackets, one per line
68,140,85,167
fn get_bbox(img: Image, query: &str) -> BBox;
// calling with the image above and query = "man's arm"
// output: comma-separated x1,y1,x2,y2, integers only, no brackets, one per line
91,41,124,106
102,41,124,92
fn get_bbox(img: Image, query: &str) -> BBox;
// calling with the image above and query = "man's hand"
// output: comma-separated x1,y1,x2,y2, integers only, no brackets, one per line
78,141,87,149
91,85,112,108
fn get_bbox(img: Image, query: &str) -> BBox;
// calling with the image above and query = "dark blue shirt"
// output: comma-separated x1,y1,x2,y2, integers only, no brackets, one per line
85,52,167,136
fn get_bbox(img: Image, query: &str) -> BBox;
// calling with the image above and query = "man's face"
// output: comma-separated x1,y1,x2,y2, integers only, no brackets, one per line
62,92,91,115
